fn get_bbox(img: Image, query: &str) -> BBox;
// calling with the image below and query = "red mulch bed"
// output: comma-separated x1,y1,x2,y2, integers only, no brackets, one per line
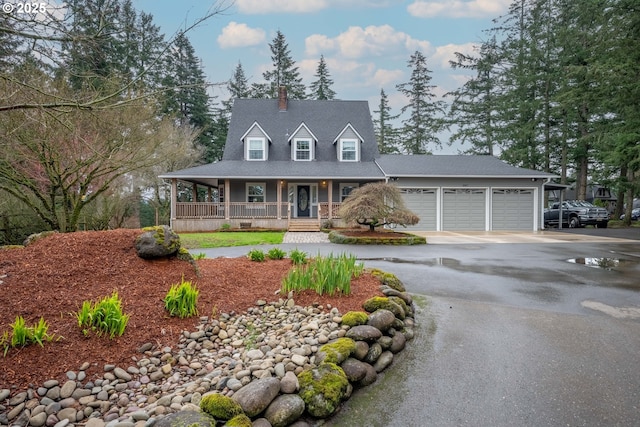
0,229,383,393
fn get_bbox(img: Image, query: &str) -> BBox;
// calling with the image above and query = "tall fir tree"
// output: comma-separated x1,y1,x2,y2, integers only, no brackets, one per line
309,55,336,100
254,30,306,99
373,89,400,154
447,37,501,156
162,32,216,162
396,50,445,154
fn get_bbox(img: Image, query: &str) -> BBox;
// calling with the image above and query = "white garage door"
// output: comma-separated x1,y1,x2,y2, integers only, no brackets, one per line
443,189,486,230
399,188,437,231
492,189,534,230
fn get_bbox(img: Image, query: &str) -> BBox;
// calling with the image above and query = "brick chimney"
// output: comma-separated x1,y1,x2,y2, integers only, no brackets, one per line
278,86,287,111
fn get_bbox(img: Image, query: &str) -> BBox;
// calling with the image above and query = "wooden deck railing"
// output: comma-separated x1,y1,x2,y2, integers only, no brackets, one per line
176,202,290,219
318,202,342,219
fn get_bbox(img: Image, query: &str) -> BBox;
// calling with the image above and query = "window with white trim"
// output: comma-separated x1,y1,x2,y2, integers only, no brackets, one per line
339,183,359,202
339,139,358,161
247,138,266,160
247,183,265,202
294,139,312,161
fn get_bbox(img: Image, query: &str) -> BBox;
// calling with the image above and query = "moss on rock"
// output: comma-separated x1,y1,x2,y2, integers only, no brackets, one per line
341,311,369,327
368,269,406,292
388,296,412,318
224,414,252,427
200,393,244,420
318,337,356,364
298,363,350,418
362,296,405,320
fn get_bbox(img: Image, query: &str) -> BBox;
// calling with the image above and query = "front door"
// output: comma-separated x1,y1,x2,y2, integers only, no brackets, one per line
297,185,310,217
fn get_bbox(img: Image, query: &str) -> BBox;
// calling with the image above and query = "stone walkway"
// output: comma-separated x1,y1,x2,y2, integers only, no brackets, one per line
282,231,330,244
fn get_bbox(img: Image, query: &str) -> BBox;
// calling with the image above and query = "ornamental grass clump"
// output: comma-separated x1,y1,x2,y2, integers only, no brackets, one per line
247,248,265,262
1,316,58,355
281,252,364,296
75,291,130,338
267,247,286,260
164,277,199,318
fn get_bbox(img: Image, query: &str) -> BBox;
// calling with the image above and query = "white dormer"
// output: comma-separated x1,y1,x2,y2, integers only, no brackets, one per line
334,123,363,162
240,122,271,161
288,122,318,161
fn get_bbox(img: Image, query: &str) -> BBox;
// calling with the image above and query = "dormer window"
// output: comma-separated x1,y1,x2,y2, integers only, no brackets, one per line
334,123,362,162
340,139,358,161
289,122,317,161
294,139,312,161
241,121,270,161
247,138,266,160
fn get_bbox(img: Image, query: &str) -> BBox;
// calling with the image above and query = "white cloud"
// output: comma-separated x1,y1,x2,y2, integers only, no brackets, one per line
217,22,266,49
370,69,405,88
431,42,477,69
306,25,432,60
407,0,510,18
235,0,328,14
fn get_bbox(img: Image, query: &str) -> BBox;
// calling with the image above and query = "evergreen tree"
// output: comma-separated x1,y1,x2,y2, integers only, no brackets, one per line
373,89,400,154
447,37,501,156
309,55,336,100
223,62,250,112
396,50,445,154
162,32,215,162
255,30,306,99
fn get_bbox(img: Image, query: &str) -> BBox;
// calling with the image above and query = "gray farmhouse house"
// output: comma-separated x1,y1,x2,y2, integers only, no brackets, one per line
160,87,555,232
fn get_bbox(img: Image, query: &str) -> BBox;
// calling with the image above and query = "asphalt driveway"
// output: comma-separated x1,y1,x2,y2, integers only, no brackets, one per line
199,231,640,426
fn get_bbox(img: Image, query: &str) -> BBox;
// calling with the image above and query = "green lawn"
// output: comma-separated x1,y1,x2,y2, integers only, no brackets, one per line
178,231,286,249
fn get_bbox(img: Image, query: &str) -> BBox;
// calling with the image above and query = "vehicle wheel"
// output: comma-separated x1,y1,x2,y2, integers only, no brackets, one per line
569,217,580,228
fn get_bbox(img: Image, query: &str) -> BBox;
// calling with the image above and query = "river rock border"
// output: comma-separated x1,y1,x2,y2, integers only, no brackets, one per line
0,270,415,427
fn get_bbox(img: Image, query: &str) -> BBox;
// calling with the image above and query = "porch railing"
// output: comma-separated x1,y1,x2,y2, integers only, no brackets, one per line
318,202,342,219
176,202,290,219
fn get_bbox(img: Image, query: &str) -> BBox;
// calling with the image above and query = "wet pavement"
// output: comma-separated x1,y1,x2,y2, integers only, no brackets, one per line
198,231,640,426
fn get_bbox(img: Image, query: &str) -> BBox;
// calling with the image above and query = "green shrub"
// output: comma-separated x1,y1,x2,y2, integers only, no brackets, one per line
164,277,199,318
289,248,308,265
221,223,232,230
247,248,265,262
267,247,286,260
193,252,207,260
75,292,130,338
281,252,363,296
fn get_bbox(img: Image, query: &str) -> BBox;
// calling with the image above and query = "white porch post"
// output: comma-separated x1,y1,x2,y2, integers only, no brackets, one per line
277,180,282,219
170,179,177,228
328,180,333,219
224,179,230,220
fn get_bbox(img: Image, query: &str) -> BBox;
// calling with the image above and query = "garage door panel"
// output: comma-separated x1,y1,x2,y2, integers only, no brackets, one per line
492,189,534,230
443,189,486,231
400,188,436,231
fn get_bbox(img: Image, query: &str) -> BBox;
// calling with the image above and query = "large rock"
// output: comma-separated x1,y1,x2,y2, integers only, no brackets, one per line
298,363,350,418
367,309,396,332
345,325,382,343
232,377,281,418
264,394,305,427
155,410,216,427
340,358,369,383
135,226,181,259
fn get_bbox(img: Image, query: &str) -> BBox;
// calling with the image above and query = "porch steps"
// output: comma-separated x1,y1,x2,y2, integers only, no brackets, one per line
288,219,320,232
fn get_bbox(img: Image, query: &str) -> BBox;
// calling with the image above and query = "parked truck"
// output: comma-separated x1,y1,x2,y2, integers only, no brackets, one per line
544,200,609,228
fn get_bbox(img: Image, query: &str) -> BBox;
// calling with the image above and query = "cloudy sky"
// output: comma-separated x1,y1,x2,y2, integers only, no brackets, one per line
134,0,511,151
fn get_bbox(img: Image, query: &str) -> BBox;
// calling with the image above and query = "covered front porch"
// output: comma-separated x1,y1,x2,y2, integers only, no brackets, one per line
167,178,376,232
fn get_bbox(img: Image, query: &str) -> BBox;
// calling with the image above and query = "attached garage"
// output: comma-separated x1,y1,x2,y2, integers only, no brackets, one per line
442,189,486,231
399,188,437,230
376,155,555,232
491,189,535,230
